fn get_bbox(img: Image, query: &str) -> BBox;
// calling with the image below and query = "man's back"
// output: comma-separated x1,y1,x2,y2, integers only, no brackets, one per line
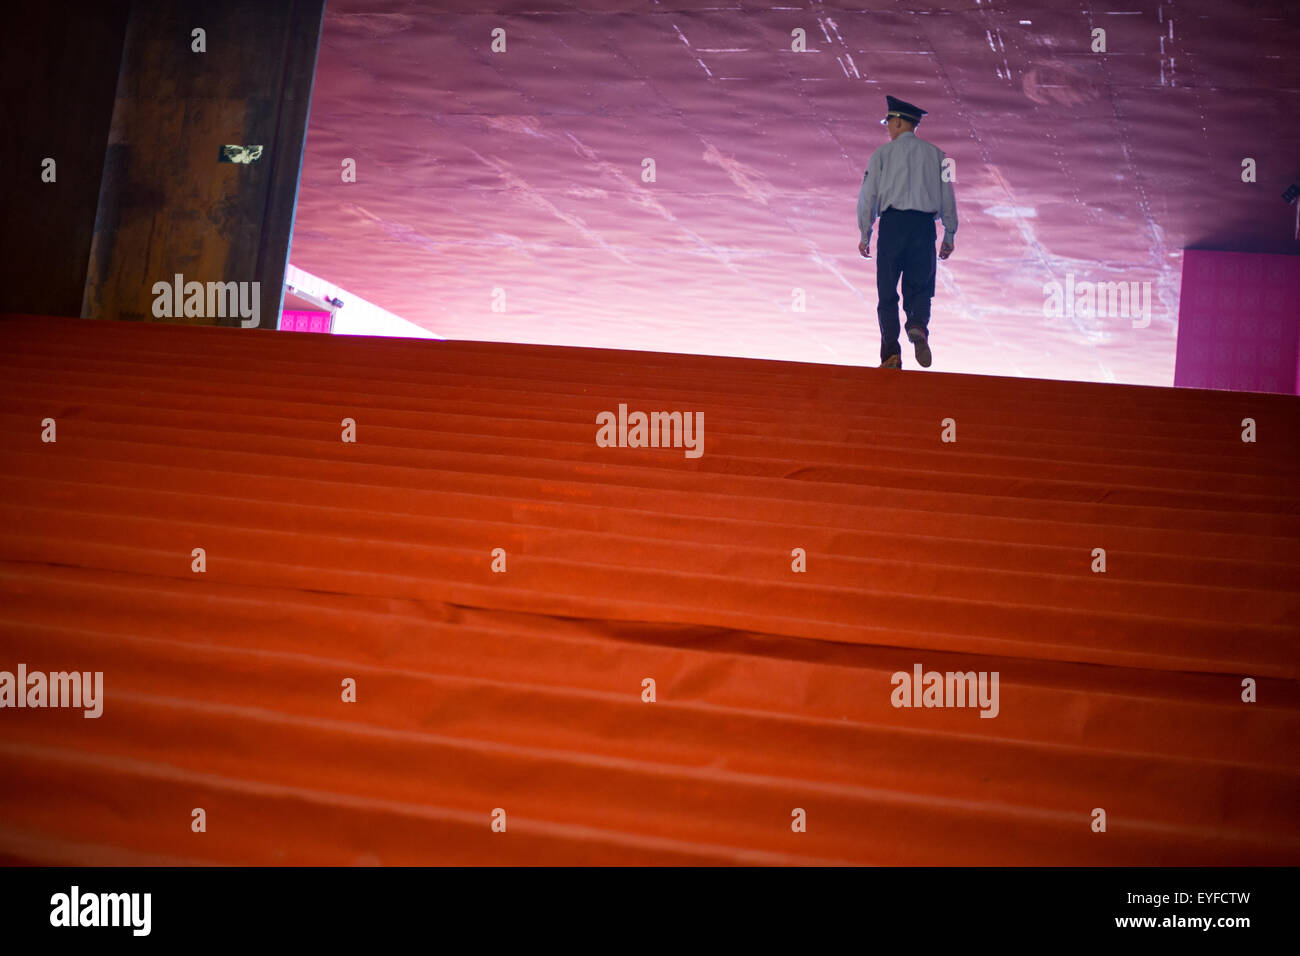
859,131,956,241
870,132,944,212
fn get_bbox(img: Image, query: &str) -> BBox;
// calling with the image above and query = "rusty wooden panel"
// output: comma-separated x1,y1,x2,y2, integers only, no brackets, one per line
83,0,324,328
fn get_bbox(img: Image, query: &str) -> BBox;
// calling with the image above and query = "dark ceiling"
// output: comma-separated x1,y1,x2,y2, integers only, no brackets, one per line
289,0,1300,384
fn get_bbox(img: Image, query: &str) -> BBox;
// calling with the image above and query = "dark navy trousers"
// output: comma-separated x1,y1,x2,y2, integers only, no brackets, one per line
875,207,937,362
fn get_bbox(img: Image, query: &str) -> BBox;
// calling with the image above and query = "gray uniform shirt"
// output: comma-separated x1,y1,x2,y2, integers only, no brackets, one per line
857,130,957,245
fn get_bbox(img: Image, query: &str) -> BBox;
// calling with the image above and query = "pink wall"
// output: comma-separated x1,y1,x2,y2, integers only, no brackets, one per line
1174,250,1300,395
281,309,331,333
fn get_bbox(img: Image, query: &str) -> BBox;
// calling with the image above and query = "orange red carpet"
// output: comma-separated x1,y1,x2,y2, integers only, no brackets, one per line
0,314,1297,864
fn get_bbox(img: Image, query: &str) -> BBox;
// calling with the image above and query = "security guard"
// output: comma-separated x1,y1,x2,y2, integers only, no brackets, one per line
857,95,958,369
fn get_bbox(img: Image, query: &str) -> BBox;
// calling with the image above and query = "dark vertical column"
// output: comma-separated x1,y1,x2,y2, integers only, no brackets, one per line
252,1,327,333
0,1,130,317
82,0,325,329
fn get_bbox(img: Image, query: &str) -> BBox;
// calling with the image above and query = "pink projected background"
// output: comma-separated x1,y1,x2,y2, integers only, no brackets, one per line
287,1,1300,386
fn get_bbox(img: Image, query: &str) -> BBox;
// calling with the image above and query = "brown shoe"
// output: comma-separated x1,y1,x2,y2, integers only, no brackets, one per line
880,354,902,369
907,327,932,368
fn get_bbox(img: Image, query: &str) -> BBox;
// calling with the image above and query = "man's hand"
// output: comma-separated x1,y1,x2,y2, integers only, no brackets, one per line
858,238,871,259
939,240,954,260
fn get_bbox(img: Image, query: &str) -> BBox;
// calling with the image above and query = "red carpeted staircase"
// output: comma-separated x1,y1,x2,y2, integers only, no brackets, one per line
1,314,1297,865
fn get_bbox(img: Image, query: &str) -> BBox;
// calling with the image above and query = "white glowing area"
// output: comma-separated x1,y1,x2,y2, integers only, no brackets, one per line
283,264,439,339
